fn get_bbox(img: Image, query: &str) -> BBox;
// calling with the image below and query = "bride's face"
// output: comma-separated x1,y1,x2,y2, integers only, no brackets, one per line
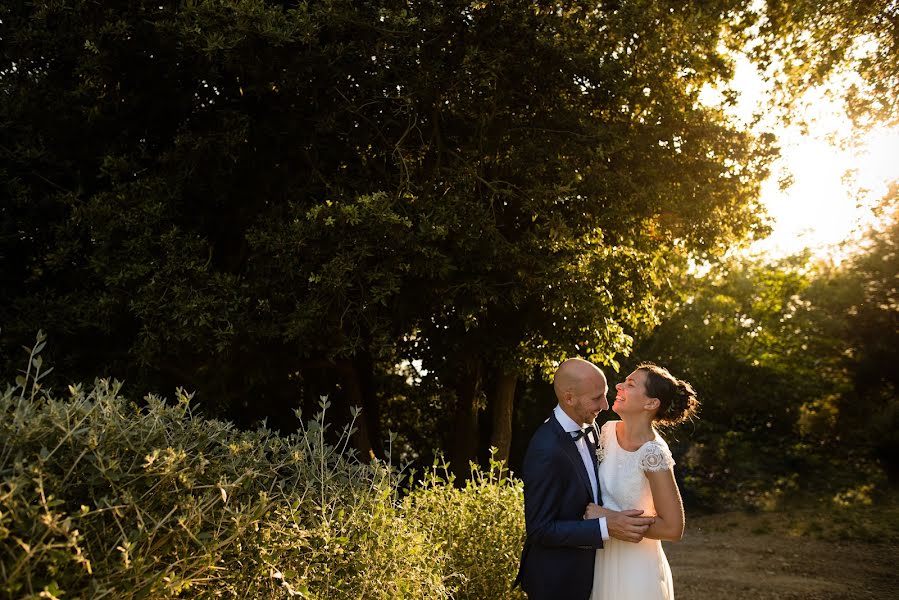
613,370,652,414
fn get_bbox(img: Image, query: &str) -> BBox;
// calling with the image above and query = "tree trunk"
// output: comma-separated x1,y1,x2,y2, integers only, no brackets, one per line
292,357,380,461
354,351,383,460
489,369,517,466
336,359,375,462
450,356,483,479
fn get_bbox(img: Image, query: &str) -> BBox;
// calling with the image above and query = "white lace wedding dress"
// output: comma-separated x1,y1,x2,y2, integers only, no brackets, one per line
591,420,675,600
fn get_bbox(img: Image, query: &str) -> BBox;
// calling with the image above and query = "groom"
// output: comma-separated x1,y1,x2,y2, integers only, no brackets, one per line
514,358,654,599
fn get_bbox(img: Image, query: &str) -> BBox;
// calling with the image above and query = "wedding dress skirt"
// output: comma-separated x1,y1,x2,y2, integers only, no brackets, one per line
590,421,675,600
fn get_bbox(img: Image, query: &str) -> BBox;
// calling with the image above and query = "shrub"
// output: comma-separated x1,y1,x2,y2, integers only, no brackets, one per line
404,454,527,600
0,332,532,599
0,377,447,599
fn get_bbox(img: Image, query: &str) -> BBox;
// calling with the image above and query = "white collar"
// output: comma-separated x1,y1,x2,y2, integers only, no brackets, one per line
553,404,591,433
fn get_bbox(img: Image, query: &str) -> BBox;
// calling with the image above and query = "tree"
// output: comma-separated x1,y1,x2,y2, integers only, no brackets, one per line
627,188,899,504
807,187,899,477
1,1,775,470
749,0,899,126
1,0,412,450
379,0,775,469
626,254,856,508
633,254,837,430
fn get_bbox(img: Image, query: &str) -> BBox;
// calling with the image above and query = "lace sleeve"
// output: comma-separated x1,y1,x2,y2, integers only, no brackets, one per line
638,440,674,472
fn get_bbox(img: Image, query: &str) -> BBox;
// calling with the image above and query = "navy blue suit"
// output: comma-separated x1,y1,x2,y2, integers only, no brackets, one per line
514,414,603,600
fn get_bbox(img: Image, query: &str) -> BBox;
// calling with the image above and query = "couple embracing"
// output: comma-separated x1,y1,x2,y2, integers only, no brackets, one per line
515,358,698,600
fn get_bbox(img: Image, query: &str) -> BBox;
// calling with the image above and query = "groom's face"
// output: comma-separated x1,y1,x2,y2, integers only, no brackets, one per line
570,373,609,425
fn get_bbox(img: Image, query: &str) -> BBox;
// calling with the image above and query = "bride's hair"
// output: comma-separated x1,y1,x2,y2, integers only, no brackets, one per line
636,362,699,426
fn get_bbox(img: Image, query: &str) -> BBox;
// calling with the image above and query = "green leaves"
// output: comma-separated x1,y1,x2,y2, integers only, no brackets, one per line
751,0,899,127
1,0,778,463
1,380,523,598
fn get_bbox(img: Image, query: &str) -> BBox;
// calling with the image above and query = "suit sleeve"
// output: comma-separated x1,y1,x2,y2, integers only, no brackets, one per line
522,436,605,549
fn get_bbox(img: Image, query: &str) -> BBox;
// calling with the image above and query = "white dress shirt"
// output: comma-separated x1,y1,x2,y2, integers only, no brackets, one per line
554,405,610,541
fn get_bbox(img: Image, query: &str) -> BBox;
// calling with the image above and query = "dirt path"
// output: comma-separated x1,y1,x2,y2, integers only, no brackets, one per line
666,512,896,599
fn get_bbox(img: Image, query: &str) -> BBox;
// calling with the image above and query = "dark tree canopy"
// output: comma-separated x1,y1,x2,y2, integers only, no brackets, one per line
1,1,775,468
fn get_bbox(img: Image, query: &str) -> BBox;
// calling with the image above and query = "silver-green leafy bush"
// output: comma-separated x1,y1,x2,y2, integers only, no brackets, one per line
0,384,447,598
0,335,526,599
404,456,527,600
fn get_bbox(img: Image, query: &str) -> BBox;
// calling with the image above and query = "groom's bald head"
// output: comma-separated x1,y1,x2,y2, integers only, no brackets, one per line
554,358,604,397
554,358,609,424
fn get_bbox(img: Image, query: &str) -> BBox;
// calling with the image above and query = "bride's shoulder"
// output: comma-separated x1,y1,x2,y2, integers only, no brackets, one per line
599,420,618,435
637,437,675,472
651,427,670,446
598,420,618,446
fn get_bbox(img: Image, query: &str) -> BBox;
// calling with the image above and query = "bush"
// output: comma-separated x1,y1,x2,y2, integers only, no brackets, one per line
0,377,448,599
676,423,889,513
404,455,526,600
0,334,529,600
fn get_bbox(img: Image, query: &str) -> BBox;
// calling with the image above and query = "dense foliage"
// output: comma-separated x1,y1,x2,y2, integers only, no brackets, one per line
0,372,524,599
0,0,775,469
751,0,899,127
627,191,899,508
807,190,899,476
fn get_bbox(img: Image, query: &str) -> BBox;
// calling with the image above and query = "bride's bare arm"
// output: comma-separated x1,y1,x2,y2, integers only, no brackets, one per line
643,468,685,541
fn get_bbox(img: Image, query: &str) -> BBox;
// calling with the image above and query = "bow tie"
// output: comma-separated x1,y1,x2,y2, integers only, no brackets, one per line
571,426,597,444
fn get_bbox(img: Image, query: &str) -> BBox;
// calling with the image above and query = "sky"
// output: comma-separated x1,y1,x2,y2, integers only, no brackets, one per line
715,53,899,259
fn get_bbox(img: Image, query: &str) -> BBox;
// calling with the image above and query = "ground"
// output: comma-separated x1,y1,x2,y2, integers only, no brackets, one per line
666,510,897,599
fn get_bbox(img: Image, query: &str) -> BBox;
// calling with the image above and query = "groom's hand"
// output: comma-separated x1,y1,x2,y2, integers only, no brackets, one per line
587,504,654,543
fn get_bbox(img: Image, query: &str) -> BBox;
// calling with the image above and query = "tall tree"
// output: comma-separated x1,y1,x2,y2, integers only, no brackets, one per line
1,1,775,468
750,0,899,126
628,188,899,502
394,0,775,467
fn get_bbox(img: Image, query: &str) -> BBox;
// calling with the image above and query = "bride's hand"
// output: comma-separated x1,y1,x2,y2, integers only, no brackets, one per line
583,502,604,520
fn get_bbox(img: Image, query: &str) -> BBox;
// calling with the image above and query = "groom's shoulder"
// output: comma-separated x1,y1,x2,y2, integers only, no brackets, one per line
529,414,559,443
522,417,563,468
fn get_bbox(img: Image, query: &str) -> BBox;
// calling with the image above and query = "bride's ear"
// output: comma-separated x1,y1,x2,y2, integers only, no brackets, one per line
644,397,660,411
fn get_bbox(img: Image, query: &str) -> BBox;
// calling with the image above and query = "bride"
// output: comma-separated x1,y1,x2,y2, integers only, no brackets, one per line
585,362,699,600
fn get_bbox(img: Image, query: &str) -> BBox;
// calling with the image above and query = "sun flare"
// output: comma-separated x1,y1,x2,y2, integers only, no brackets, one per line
707,54,899,259
755,123,899,258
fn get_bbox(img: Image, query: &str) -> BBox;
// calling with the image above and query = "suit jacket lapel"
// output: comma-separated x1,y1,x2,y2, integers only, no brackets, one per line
550,415,594,501
589,422,603,505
